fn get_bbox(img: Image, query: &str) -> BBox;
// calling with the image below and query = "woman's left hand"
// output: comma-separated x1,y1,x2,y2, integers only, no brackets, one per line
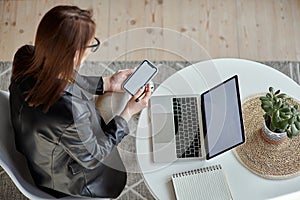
103,69,135,92
120,84,152,122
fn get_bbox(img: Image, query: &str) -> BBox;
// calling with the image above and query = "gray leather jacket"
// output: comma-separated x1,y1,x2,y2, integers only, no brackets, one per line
9,45,129,198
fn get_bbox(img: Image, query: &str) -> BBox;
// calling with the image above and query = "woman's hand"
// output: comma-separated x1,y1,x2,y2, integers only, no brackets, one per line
120,84,152,122
103,69,135,92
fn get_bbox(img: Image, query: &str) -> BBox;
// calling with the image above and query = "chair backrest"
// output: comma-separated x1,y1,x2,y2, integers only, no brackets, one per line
0,90,54,199
0,91,107,200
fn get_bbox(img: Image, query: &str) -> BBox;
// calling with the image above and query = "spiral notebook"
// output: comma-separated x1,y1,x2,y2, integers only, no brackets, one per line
171,165,233,200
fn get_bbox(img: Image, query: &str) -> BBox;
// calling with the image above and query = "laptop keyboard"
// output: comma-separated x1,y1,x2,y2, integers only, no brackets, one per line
172,97,202,158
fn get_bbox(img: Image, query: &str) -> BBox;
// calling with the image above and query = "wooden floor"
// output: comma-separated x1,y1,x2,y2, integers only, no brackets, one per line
1,0,300,62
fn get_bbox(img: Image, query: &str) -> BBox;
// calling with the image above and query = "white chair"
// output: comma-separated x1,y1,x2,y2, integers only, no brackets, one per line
0,90,55,199
0,90,107,200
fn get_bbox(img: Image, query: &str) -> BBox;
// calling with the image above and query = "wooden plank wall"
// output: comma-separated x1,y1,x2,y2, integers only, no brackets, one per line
1,0,300,62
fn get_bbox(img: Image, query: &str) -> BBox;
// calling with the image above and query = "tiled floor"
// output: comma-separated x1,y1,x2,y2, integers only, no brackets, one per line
1,61,300,200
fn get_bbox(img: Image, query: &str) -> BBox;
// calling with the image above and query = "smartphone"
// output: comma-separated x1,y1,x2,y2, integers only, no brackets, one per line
122,60,158,95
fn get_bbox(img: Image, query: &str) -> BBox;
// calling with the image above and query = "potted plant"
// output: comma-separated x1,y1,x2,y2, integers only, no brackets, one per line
259,87,300,144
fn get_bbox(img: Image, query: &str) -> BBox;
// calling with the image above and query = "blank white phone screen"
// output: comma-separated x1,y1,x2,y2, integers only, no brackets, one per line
124,61,157,95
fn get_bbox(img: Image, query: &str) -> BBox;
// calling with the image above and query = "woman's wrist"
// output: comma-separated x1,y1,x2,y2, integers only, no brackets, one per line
120,109,132,122
102,76,111,92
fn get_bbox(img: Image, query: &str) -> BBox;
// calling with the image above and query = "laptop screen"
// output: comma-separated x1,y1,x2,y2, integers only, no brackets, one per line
201,75,245,160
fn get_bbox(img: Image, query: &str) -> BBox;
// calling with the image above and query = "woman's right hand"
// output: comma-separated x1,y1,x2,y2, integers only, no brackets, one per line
120,84,151,122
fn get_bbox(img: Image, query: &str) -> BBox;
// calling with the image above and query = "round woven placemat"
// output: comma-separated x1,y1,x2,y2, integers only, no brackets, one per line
233,96,300,179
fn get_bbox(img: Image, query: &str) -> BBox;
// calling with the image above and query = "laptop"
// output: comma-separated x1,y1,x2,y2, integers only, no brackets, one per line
150,75,245,163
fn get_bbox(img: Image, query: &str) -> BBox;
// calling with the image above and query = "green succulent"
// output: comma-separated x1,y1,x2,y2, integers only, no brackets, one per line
259,87,300,138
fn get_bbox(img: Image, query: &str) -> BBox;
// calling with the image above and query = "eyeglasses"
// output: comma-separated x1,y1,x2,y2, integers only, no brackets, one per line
87,37,100,52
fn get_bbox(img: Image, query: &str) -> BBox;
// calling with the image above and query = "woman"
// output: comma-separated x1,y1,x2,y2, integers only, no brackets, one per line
9,5,151,198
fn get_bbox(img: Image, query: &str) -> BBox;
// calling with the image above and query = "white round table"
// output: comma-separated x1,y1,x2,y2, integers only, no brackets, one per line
136,58,300,200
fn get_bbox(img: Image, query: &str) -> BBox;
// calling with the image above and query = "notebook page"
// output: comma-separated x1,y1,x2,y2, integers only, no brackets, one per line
171,165,232,200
